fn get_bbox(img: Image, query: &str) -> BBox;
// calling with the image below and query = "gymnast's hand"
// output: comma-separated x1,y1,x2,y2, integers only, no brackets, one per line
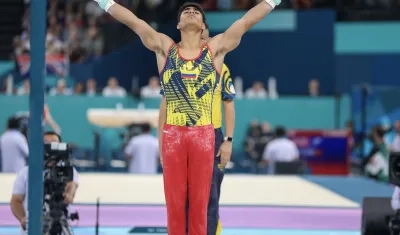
20,216,27,230
218,141,232,167
63,192,74,204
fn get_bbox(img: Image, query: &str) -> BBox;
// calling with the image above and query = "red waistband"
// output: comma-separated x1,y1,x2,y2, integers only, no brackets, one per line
163,124,214,130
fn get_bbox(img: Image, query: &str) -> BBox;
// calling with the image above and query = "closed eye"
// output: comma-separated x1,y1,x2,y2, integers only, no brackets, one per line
183,8,200,14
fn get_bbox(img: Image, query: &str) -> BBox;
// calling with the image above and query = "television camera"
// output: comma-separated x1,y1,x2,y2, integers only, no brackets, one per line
42,142,78,235
7,114,29,138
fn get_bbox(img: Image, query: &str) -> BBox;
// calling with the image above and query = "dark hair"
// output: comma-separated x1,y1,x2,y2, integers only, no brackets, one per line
177,2,206,23
7,117,20,129
44,131,62,142
142,123,151,133
204,22,208,29
275,125,286,138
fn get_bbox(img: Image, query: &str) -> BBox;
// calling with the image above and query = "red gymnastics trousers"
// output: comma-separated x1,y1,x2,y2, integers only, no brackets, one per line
162,124,215,235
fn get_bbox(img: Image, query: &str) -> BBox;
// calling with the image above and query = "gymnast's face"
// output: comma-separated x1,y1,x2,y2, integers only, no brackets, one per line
178,6,205,31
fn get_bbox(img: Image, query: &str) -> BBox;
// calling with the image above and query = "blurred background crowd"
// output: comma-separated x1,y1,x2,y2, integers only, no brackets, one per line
0,0,399,181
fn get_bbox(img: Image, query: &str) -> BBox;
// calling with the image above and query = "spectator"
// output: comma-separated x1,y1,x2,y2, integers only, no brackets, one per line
244,121,266,173
85,78,98,96
262,125,299,174
64,19,85,61
75,12,85,28
17,0,110,64
48,14,63,40
85,1,104,21
48,0,62,17
16,79,30,96
140,76,161,98
308,79,320,97
124,123,159,174
102,77,126,97
245,81,267,99
20,28,30,54
49,79,73,96
81,18,104,58
0,117,29,173
13,36,24,56
68,40,86,62
64,19,81,43
45,30,64,54
364,125,389,182
74,82,84,95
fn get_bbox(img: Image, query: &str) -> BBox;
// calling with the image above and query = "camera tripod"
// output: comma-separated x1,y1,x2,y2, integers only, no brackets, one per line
42,213,73,235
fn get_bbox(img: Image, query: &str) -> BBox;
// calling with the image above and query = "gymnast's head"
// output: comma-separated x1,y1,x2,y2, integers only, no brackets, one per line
177,2,206,32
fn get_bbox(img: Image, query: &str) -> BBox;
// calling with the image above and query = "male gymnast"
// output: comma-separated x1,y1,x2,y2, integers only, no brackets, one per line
94,0,281,234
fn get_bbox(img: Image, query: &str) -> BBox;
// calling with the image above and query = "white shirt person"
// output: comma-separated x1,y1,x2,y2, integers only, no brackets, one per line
263,126,299,174
0,117,29,173
124,124,159,174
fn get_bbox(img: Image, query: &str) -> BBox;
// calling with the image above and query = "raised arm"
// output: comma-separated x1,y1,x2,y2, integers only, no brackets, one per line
213,0,280,55
95,0,172,52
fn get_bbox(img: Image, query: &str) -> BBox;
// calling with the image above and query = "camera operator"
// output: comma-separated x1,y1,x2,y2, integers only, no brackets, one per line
10,131,79,234
262,126,299,174
364,125,389,182
244,122,266,174
0,116,29,173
